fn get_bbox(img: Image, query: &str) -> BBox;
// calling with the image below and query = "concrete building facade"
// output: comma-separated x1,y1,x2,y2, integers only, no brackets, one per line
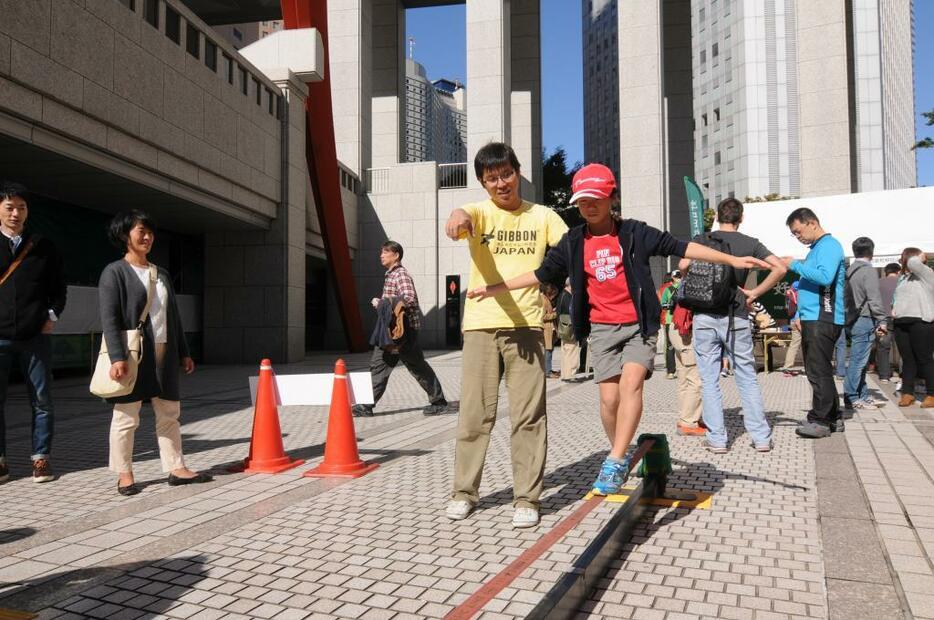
582,0,620,181
403,58,466,165
602,0,917,245
0,0,324,364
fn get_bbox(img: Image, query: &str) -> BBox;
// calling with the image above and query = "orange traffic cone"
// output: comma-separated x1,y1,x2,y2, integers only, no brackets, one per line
243,359,305,473
305,359,379,478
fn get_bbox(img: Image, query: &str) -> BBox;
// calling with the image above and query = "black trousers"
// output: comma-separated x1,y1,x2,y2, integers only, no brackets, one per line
801,320,842,427
370,332,445,407
895,320,934,396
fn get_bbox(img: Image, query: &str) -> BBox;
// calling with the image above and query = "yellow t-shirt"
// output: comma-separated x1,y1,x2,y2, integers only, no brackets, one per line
460,200,568,331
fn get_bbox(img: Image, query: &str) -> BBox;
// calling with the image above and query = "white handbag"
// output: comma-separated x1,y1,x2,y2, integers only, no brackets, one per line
89,265,157,398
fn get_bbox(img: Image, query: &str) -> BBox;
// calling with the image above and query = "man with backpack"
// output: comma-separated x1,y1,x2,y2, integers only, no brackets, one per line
678,198,787,453
783,208,846,438
842,237,887,410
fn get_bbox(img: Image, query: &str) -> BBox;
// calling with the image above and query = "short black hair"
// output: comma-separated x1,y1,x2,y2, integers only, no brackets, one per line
717,197,744,224
852,237,874,259
0,181,29,205
785,207,819,227
381,240,403,261
474,142,521,181
884,262,901,275
108,210,156,251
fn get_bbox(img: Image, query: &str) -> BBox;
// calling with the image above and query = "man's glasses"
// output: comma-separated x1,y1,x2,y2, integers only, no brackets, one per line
482,169,517,186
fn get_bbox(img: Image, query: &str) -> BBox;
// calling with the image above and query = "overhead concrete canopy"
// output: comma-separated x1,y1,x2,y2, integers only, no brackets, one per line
181,0,465,24
179,0,281,25
0,134,263,233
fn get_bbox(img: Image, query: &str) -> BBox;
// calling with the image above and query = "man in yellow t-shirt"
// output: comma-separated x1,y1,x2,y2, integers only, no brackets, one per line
443,142,568,528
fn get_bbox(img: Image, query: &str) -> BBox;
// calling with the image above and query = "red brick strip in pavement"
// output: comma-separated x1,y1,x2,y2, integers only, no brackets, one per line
445,439,657,620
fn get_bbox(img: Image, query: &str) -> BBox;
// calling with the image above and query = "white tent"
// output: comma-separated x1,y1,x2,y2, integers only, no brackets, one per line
725,187,934,266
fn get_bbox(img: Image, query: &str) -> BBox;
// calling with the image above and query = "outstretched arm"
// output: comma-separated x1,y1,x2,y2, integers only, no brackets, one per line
684,242,770,270
467,271,541,300
739,255,787,306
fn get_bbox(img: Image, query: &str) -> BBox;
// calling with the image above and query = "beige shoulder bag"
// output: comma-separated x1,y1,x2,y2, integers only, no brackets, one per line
90,265,157,398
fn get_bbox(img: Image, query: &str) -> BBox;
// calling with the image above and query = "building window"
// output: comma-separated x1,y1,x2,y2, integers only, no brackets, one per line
143,0,158,29
233,27,243,41
223,54,234,84
204,40,217,72
239,66,248,95
265,88,275,114
702,113,708,126
165,7,181,45
700,49,706,65
185,24,200,58
712,42,719,58
714,151,721,165
253,78,262,105
118,0,135,10
714,108,720,122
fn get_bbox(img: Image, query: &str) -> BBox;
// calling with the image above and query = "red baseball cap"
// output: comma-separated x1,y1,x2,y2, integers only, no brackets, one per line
570,163,617,204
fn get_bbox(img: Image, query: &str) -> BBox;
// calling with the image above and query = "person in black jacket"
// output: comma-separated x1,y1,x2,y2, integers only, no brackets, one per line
468,164,766,495
0,182,66,484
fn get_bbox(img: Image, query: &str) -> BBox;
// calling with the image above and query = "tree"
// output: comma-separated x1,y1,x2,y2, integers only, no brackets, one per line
914,109,934,150
541,147,583,226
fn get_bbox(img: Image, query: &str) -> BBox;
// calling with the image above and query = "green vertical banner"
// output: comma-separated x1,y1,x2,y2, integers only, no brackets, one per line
683,176,705,238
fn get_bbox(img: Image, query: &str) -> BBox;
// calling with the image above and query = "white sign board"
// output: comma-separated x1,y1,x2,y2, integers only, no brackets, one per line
249,373,374,406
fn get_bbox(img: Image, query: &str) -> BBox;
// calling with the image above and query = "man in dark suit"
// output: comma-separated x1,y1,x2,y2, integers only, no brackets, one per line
0,182,66,484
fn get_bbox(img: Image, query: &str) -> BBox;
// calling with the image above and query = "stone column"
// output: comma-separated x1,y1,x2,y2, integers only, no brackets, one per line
466,0,511,185
371,0,404,167
662,0,694,239
329,0,369,176
203,73,308,364
795,0,853,196
618,0,665,229
510,0,541,202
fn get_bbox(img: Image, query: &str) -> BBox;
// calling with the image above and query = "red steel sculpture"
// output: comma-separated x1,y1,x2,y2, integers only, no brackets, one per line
280,0,366,352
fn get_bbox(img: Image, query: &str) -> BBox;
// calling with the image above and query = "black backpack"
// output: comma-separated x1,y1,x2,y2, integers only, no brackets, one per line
675,234,735,313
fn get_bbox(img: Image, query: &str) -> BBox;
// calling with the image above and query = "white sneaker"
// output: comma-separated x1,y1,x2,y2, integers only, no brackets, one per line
445,500,473,520
512,506,539,528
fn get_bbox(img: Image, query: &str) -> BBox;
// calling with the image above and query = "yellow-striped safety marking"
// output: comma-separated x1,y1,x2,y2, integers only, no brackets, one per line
585,485,713,509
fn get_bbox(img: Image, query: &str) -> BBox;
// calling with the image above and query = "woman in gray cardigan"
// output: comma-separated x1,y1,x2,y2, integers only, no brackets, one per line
893,248,934,408
99,210,212,496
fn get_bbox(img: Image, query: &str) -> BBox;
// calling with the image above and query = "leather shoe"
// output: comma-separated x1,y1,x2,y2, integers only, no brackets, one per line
167,473,213,486
117,482,140,496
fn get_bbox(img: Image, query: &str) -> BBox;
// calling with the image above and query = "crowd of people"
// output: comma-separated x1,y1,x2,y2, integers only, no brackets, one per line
1,143,931,523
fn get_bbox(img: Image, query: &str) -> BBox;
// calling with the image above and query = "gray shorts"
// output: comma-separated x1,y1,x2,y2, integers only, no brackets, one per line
589,323,658,383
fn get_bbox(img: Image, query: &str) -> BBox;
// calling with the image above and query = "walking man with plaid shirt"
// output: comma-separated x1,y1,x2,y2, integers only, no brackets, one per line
352,240,448,417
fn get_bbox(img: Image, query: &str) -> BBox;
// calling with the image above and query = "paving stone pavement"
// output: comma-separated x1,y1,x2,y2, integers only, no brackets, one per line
0,350,927,618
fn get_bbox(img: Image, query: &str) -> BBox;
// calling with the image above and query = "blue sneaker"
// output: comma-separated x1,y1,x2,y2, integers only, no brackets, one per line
591,458,630,495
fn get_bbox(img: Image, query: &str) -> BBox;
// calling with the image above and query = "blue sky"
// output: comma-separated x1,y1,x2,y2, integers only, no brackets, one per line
406,1,932,185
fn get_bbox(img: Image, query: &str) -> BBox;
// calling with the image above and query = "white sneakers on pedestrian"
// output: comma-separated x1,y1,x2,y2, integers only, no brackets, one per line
445,500,473,520
446,500,539,528
512,506,539,528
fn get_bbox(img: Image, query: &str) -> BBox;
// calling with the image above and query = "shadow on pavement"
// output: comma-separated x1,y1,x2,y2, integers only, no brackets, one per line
476,451,607,516
1,554,210,616
0,528,36,545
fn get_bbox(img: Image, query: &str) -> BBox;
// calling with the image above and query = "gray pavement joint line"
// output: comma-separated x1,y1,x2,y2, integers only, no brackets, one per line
2,379,581,611
845,424,918,618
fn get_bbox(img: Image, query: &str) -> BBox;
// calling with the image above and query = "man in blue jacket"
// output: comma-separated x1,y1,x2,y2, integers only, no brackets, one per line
783,208,845,438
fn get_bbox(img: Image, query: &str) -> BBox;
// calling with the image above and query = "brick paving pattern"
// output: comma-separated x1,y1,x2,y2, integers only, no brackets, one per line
0,351,925,618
